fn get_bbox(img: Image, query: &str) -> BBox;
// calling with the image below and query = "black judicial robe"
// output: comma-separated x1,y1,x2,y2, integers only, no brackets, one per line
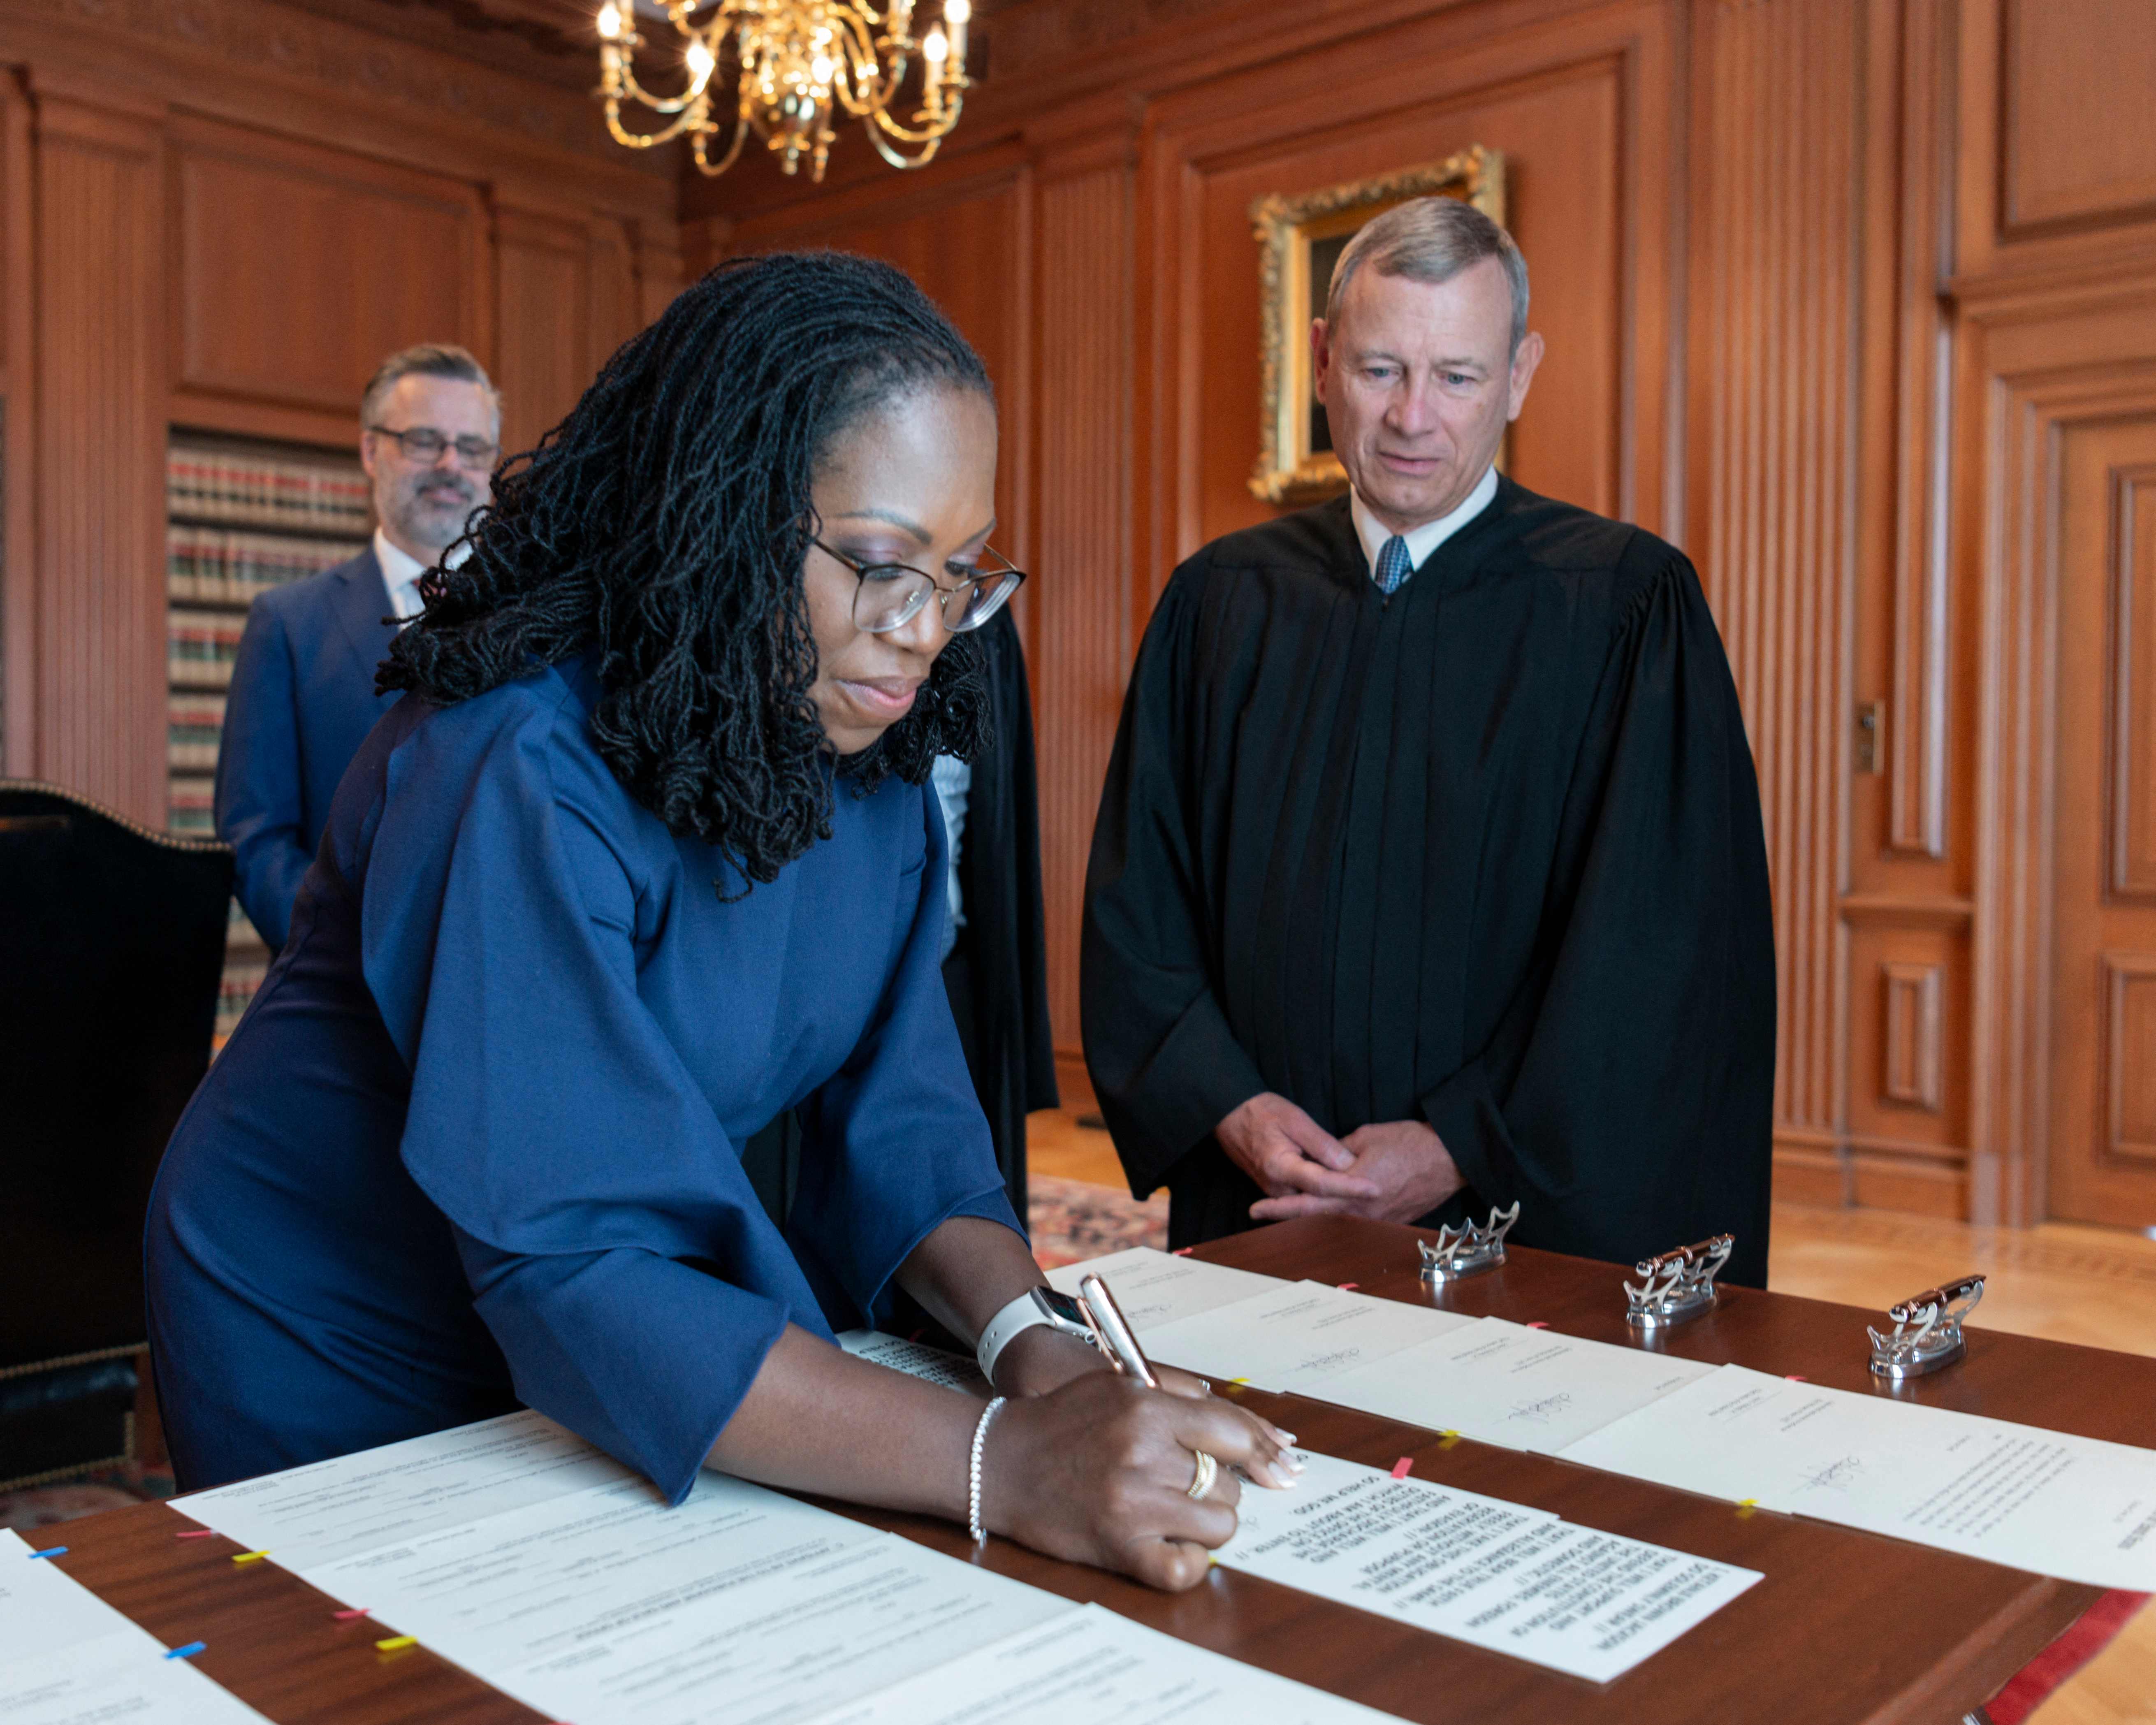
943,607,1061,1219
742,609,1058,1228
1080,479,1776,1286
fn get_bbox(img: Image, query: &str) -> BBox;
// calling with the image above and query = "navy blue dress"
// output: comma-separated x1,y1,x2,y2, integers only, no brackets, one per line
147,652,1017,1501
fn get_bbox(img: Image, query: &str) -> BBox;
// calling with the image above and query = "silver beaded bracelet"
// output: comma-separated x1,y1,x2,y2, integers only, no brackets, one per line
968,1395,1008,1544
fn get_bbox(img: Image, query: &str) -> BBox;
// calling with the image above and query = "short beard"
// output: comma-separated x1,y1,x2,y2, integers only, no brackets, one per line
388,486,476,559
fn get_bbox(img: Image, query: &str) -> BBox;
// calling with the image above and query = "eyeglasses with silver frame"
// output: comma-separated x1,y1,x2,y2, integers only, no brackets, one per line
813,536,1027,635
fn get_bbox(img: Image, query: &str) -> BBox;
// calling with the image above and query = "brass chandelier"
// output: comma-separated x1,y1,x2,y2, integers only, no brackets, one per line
594,0,973,181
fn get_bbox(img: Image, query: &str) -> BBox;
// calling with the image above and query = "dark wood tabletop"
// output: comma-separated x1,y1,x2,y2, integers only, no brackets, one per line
38,1219,2143,1725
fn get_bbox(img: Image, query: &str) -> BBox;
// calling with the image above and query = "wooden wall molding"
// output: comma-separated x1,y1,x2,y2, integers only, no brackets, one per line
1996,0,2156,244
269,0,590,92
684,0,1607,225
1029,154,1132,1053
1957,297,2156,1223
633,223,686,325
2108,464,2156,901
1956,0,2156,288
1841,892,1975,926
492,202,591,454
30,89,167,824
0,69,35,777
168,113,491,419
1886,0,1955,858
1691,0,1875,1154
2103,952,2156,1165
1882,960,1945,1111
0,0,671,215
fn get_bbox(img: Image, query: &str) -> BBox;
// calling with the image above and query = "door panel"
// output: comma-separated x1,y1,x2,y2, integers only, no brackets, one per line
2050,417,2156,1226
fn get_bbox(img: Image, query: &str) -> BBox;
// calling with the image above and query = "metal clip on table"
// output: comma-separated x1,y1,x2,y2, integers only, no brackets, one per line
1417,1202,1520,1284
1868,1274,1985,1382
1623,1234,1734,1331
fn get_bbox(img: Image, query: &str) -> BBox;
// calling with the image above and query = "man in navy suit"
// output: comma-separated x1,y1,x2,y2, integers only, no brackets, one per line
216,343,500,951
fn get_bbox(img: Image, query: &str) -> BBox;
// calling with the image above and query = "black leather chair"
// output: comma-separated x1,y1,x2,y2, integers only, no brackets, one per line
0,781,231,1487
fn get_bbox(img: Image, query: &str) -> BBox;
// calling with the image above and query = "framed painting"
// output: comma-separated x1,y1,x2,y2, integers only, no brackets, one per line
1247,145,1506,506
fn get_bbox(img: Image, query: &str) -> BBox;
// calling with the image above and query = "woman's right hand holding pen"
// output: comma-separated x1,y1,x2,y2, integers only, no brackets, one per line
979,1371,1301,1592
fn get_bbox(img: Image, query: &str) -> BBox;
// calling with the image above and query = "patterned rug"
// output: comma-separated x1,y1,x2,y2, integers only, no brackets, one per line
0,1466,172,1533
1028,1174,1167,1269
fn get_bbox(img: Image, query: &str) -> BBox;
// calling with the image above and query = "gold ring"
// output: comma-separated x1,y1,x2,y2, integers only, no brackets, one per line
1186,1450,1219,1500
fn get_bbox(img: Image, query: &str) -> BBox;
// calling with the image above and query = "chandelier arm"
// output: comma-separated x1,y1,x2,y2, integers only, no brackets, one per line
691,112,752,176
614,54,711,116
603,99,704,148
867,93,964,146
827,13,889,117
865,123,942,171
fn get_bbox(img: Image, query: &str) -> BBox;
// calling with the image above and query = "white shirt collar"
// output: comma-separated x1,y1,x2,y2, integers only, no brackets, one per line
1349,462,1500,588
373,528,468,621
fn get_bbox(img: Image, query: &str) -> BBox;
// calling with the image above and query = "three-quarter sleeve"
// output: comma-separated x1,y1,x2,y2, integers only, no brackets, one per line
1418,553,1777,1286
1082,575,1269,1196
359,693,801,1504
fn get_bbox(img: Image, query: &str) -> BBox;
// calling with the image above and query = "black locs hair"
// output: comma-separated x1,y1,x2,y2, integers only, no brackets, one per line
380,250,994,887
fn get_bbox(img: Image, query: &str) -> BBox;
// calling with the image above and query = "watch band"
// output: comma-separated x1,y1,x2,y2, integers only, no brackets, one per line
975,1287,1091,1385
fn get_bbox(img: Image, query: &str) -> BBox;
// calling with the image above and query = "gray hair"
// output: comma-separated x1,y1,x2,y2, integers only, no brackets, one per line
1325,197,1530,353
360,342,501,428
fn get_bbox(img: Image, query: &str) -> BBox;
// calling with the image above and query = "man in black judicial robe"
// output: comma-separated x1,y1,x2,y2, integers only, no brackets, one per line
1080,198,1776,1284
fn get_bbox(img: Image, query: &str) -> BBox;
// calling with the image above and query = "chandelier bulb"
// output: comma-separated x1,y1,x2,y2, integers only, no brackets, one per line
944,0,968,63
685,36,716,83
596,0,620,38
922,24,947,62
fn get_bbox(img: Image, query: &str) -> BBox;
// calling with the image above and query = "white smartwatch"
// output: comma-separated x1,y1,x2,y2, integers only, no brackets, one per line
976,1286,1097,1386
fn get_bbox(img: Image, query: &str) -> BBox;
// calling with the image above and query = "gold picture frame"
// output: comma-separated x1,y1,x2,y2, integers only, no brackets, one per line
1247,146,1507,507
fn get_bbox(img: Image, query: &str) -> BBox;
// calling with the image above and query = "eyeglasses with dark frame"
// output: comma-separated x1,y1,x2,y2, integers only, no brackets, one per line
366,424,501,468
812,537,1028,635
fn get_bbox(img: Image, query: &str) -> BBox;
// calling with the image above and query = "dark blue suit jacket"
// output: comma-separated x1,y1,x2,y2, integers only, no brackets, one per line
215,548,401,951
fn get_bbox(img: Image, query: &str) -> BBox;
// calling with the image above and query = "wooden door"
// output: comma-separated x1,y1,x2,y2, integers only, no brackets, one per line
2050,415,2156,1227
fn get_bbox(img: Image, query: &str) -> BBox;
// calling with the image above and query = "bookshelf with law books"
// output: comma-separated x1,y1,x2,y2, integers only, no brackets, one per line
165,432,372,1045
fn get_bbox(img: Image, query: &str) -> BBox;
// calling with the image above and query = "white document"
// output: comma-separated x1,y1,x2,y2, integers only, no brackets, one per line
1139,1282,1474,1394
1219,1450,1759,1684
1559,1364,2156,1591
797,1603,1402,1725
837,1329,989,1395
0,1533,270,1722
1319,1317,1718,1454
172,1408,631,1569
1045,1246,1282,1333
0,1529,155,1662
0,1629,273,1724
300,1470,1068,1725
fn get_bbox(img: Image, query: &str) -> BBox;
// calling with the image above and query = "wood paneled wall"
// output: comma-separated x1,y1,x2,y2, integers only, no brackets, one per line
0,0,684,817
686,0,2156,1226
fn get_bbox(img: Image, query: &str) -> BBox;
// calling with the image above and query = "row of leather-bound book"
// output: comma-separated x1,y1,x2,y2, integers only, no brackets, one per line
164,434,370,1045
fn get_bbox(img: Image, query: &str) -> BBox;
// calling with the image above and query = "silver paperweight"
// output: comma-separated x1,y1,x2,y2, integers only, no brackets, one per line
1417,1202,1520,1284
1623,1234,1734,1331
1868,1273,1984,1382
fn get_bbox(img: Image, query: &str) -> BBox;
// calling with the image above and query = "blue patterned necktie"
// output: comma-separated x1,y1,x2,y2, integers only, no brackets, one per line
1374,533,1413,595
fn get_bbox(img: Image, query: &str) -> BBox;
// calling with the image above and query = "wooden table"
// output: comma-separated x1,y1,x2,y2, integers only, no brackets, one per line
39,1218,2147,1723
